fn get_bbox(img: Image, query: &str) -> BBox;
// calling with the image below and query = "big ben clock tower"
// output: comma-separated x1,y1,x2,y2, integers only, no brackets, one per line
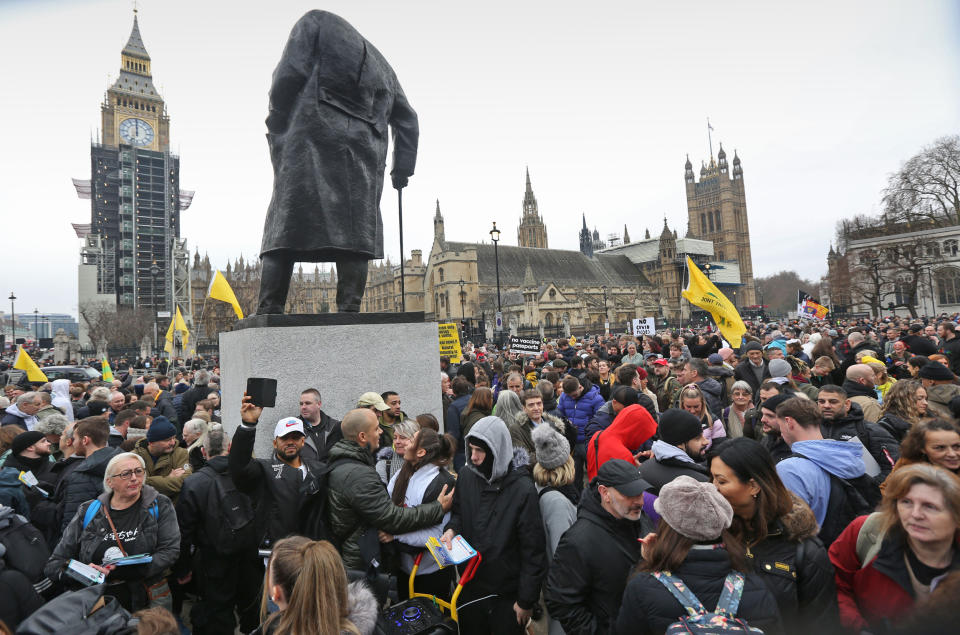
75,12,193,323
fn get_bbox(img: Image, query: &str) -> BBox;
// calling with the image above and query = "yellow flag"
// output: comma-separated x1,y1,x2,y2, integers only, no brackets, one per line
101,358,114,383
681,257,746,345
13,346,48,383
164,306,190,354
208,269,244,319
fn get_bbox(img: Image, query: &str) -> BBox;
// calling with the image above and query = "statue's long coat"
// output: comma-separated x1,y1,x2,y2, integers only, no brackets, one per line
260,11,418,261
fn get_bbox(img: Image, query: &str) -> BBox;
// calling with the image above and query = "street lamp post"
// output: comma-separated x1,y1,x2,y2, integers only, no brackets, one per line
601,285,608,334
459,277,466,321
489,222,502,345
8,292,15,351
150,261,160,358
871,258,881,317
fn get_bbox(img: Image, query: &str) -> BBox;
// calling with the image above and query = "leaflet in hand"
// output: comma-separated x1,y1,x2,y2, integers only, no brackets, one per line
66,559,106,586
425,535,477,569
102,553,153,566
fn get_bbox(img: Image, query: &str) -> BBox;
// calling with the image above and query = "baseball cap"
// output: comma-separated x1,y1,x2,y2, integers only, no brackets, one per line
596,459,653,497
274,417,305,438
650,358,670,367
357,392,390,411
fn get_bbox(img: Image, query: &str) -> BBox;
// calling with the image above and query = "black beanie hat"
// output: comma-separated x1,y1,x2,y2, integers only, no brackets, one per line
919,362,954,382
11,431,46,456
761,393,793,414
658,408,704,445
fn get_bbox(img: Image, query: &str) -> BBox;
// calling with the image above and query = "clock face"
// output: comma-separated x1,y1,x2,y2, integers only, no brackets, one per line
118,118,155,146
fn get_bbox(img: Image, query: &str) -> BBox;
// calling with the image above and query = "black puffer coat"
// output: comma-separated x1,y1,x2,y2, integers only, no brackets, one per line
445,418,546,611
747,495,839,635
615,547,782,635
325,439,444,571
60,446,121,534
544,482,652,634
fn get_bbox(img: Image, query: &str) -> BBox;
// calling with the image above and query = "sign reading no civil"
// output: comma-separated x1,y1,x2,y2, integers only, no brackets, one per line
631,317,657,336
438,323,463,361
509,336,542,353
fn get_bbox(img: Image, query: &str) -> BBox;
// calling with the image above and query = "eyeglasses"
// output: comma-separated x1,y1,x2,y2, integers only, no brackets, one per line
110,467,146,480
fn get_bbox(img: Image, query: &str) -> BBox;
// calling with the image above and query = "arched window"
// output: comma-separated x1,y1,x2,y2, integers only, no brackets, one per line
937,267,960,305
894,274,914,306
549,288,556,301
438,267,444,282
714,210,722,231
708,213,715,232
700,214,706,234
544,313,553,326
926,243,941,257
944,240,958,257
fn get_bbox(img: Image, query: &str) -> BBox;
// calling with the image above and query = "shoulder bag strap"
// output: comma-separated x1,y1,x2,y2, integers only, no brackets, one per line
855,511,886,568
101,506,128,557
715,571,747,617
651,571,707,618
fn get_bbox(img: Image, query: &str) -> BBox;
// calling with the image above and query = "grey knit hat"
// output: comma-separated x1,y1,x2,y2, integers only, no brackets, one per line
768,358,792,378
531,423,570,470
654,475,734,541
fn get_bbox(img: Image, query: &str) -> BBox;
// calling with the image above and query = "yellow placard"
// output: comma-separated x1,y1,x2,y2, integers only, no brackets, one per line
438,322,463,361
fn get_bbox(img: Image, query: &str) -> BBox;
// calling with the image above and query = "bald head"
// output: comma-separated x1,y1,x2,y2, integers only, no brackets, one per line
341,408,378,441
846,363,875,387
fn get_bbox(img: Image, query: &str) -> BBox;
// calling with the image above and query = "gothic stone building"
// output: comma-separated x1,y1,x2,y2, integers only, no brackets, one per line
424,173,659,335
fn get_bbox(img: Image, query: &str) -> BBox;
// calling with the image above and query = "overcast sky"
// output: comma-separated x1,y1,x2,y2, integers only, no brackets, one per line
2,0,959,317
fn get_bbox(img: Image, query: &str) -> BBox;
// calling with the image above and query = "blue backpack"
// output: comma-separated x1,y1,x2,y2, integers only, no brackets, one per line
82,499,158,529
652,570,764,634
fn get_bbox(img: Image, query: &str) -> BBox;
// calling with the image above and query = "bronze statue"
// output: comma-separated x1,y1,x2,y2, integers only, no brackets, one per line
257,10,418,314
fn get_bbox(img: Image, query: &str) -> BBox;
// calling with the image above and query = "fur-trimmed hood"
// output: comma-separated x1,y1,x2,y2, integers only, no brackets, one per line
777,492,820,542
345,580,378,635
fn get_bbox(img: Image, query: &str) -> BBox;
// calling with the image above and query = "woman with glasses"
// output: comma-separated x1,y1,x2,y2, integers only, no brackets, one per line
45,452,180,611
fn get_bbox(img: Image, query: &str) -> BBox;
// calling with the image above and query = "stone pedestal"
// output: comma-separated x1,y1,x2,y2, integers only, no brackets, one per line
220,313,440,458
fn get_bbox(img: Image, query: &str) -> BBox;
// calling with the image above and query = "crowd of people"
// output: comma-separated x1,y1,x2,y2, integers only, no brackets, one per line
0,315,958,634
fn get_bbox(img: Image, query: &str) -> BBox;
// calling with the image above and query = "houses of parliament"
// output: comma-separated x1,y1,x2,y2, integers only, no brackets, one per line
72,16,757,343
191,156,757,340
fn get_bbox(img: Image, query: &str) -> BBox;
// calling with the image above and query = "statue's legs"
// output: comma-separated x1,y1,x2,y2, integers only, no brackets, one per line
257,253,294,314
336,258,368,312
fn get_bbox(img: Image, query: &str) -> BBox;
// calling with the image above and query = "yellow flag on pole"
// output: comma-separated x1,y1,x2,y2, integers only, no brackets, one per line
208,270,244,319
681,257,746,346
101,358,114,383
13,346,48,383
164,306,190,354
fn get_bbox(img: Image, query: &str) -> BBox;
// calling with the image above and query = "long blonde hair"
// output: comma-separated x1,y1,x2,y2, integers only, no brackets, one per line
878,463,960,538
261,536,360,635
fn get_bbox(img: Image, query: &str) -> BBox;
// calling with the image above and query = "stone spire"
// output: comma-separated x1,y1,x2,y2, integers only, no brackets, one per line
518,167,548,248
579,213,593,258
123,14,150,60
623,224,631,244
433,199,445,244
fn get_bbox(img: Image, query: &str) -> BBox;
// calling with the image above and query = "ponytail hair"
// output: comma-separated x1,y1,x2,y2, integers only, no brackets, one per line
391,429,458,506
261,536,360,635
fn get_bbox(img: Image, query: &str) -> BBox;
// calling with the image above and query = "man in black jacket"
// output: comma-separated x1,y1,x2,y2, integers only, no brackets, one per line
177,370,211,423
441,416,546,635
938,320,960,375
638,409,710,493
733,342,770,397
296,388,341,464
757,393,794,463
229,397,322,548
176,427,262,635
59,417,120,533
545,459,654,634
817,385,899,484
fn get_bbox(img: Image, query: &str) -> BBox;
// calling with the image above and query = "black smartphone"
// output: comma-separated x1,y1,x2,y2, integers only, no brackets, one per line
246,378,277,408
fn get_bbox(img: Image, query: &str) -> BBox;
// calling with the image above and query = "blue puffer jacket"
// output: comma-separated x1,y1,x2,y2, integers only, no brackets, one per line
557,384,605,443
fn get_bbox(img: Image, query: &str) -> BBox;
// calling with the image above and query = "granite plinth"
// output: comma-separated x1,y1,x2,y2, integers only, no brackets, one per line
220,316,441,458
234,312,425,330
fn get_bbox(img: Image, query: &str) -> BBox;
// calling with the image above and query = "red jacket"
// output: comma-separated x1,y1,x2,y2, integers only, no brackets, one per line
586,404,658,480
829,514,960,632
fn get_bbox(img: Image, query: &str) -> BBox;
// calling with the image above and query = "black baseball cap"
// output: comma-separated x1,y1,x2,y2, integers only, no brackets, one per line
596,459,653,497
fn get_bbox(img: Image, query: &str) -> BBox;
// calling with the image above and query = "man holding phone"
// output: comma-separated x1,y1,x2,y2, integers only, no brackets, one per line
229,395,322,548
